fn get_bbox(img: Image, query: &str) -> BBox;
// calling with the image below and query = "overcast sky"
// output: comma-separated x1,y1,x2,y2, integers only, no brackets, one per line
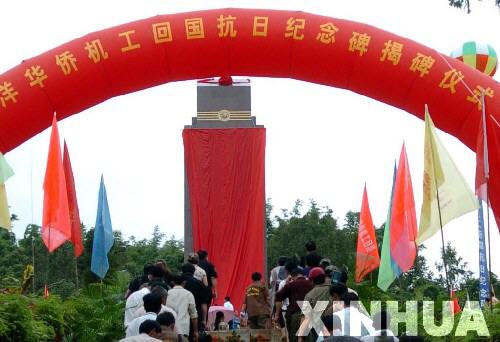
1,0,499,275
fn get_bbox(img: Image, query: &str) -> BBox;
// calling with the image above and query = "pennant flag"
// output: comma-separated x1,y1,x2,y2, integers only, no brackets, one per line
355,185,380,283
390,144,417,272
475,111,500,232
377,163,402,291
0,152,14,230
91,176,114,279
44,284,50,298
42,115,72,252
63,141,83,257
450,290,462,316
417,107,478,245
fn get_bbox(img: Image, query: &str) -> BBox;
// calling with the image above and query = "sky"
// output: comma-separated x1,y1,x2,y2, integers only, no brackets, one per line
0,0,499,275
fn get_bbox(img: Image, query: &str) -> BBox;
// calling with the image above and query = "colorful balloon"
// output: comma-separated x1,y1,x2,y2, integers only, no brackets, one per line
451,41,497,76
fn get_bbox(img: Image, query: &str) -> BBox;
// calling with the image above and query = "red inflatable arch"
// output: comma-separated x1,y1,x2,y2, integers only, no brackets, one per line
1,8,499,228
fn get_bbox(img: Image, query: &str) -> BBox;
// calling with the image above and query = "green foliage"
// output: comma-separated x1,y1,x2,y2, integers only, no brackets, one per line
448,0,500,13
0,294,55,342
0,229,25,288
267,200,353,269
0,219,184,341
436,242,474,290
63,282,126,341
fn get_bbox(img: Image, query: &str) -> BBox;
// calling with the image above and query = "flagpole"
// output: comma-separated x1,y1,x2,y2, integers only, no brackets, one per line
75,256,79,290
485,193,493,312
426,104,451,294
30,150,35,293
435,186,451,294
481,92,493,312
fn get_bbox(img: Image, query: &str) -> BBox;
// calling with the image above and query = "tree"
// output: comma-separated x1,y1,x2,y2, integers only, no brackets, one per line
343,211,360,231
435,242,473,290
448,0,500,13
0,229,25,288
267,200,353,271
265,198,275,240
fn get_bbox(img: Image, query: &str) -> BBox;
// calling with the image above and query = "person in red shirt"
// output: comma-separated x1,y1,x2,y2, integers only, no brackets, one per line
274,269,314,342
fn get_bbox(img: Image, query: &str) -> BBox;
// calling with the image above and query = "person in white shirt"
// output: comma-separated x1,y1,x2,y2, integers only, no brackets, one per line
223,296,234,311
126,293,162,337
167,274,199,341
360,310,399,342
134,286,178,321
120,320,162,342
125,286,151,327
333,293,375,338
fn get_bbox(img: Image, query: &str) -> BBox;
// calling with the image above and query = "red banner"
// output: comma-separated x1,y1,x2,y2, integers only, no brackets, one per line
183,128,266,311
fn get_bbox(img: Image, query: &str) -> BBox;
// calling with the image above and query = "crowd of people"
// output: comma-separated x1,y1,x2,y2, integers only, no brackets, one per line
121,250,217,342
120,242,424,342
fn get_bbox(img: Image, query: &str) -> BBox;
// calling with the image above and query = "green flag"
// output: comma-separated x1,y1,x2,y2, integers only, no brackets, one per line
0,153,14,230
377,163,401,291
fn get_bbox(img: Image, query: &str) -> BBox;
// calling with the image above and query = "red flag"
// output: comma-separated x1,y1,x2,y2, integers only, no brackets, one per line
390,144,418,272
355,185,380,283
475,112,500,232
63,141,83,257
44,284,50,298
450,290,461,316
42,115,71,252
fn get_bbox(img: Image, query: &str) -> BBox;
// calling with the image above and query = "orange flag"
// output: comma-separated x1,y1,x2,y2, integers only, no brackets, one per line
355,185,380,283
389,144,418,272
44,284,50,298
42,115,71,253
63,141,83,257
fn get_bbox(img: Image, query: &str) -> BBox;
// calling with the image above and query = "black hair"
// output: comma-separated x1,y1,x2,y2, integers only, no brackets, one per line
151,285,168,301
330,283,348,298
252,272,262,281
149,265,166,279
143,263,154,275
157,312,176,327
214,311,225,331
342,292,359,307
373,310,390,331
172,273,184,285
278,256,289,266
181,263,195,275
224,296,231,302
305,240,317,252
197,250,208,260
290,268,303,277
285,260,299,273
339,269,348,284
139,319,161,334
320,259,331,269
143,293,162,314
313,274,326,285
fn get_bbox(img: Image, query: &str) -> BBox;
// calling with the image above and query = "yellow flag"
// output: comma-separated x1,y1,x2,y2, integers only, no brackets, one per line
0,153,14,230
417,106,478,245
0,183,11,230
